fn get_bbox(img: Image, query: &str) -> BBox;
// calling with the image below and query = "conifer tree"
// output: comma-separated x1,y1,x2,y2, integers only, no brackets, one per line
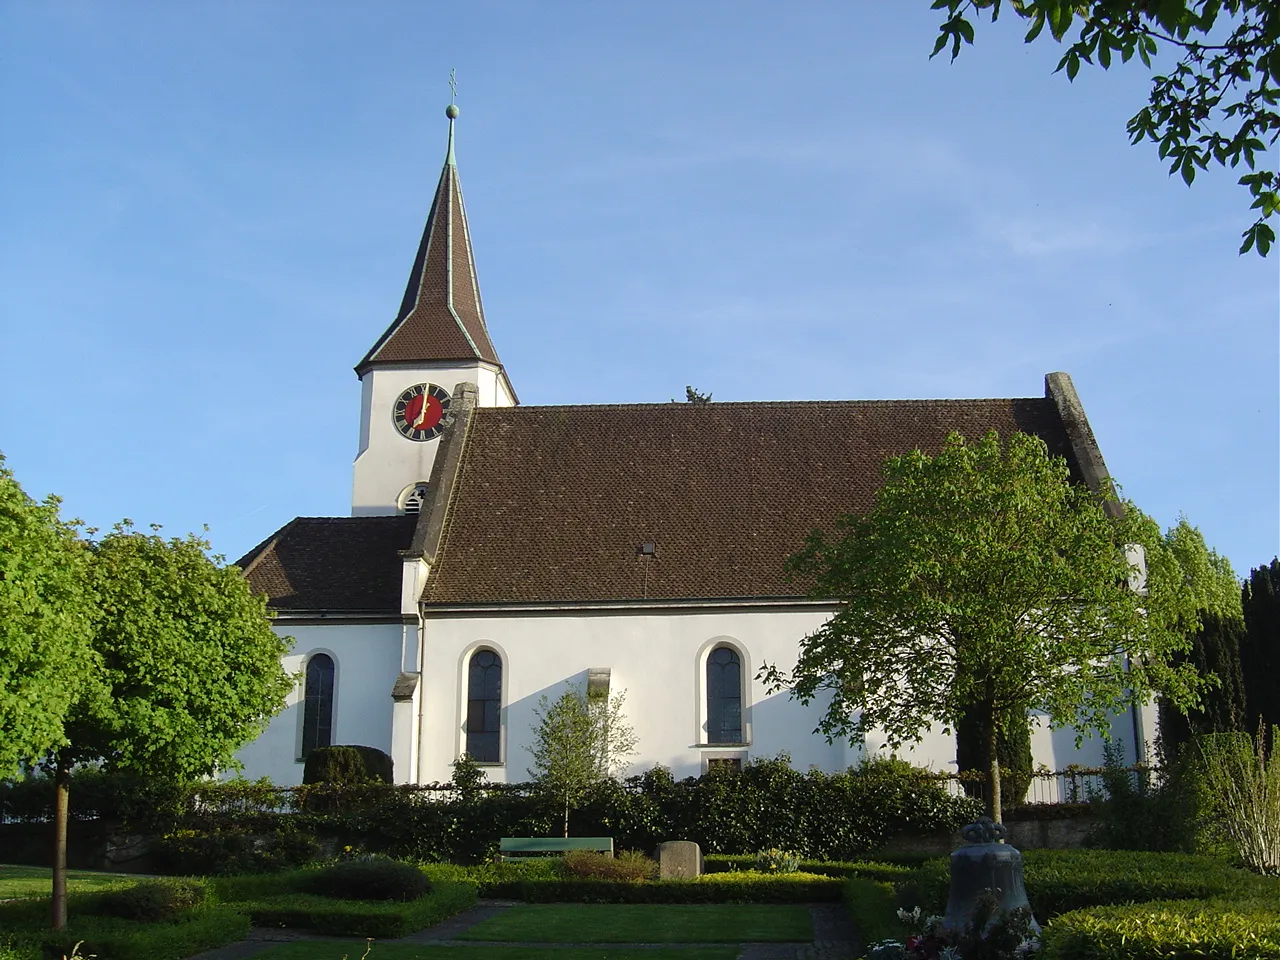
1241,559,1280,747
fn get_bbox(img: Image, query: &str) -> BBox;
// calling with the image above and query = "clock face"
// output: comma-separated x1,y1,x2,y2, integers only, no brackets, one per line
392,383,451,441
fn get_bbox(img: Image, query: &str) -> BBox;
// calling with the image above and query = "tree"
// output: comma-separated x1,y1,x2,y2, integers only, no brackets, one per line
929,1,1279,256
528,684,637,837
47,525,294,927
1241,558,1280,746
762,431,1201,823
1155,519,1249,756
0,459,96,777
685,385,713,404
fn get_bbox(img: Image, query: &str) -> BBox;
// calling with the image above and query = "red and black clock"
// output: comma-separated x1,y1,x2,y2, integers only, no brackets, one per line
392,383,451,441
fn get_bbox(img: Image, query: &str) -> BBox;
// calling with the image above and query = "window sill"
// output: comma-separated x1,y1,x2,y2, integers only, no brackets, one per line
697,743,750,749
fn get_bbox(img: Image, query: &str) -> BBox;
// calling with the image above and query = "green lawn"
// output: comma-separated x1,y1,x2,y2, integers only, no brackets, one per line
256,946,739,960
458,903,813,943
0,865,137,900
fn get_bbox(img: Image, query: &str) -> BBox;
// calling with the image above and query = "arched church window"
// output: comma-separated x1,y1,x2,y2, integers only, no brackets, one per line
400,482,430,515
706,646,743,744
301,653,335,758
466,649,502,762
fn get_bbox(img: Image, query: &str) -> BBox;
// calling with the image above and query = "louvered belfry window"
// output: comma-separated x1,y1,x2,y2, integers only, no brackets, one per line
706,646,743,744
466,650,502,762
302,653,335,757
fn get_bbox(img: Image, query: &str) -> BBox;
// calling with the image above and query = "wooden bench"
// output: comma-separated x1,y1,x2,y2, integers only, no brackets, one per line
499,836,614,861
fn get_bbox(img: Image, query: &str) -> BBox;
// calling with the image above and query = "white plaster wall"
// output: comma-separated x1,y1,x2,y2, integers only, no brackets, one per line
233,622,404,786
351,363,512,516
416,607,1036,785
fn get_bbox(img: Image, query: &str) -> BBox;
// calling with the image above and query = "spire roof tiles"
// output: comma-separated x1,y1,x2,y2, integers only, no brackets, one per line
357,109,503,372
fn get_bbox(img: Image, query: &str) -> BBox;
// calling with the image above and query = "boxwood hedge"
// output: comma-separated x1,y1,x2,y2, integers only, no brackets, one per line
1042,897,1280,959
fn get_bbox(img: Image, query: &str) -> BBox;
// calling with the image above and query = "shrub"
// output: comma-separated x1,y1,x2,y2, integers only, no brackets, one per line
561,849,655,882
304,856,432,902
842,877,907,947
1042,897,1280,959
1196,727,1280,875
303,746,394,785
90,878,207,923
705,854,914,882
907,849,1277,920
753,848,800,874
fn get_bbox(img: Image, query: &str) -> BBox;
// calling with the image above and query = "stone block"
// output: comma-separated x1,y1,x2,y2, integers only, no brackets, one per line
657,839,702,879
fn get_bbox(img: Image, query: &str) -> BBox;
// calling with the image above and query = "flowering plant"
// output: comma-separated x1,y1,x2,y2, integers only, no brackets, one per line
865,895,1039,960
752,848,800,873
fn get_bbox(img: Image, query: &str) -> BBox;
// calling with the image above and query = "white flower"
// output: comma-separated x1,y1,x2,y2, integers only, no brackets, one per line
938,948,963,960
1015,938,1042,956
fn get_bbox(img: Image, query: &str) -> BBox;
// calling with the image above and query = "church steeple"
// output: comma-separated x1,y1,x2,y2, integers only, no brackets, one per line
356,104,505,374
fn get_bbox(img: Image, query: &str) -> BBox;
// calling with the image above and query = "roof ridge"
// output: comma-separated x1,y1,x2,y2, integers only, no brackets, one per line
473,397,1045,412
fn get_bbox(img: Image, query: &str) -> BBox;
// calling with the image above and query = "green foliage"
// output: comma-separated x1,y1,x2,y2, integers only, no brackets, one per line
956,702,1034,807
769,431,1202,822
0,767,189,829
685,385,712,403
928,1,1280,256
706,854,914,881
1088,741,1207,852
528,684,637,837
752,848,800,874
155,825,322,875
304,856,432,901
0,458,95,777
1241,559,1280,745
842,877,908,949
62,525,294,778
561,849,655,882
1041,896,1280,959
303,745,393,786
1195,727,1280,873
87,878,207,923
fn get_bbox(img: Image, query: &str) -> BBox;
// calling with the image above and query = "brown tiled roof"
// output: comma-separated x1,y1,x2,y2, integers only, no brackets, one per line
237,516,417,613
422,398,1077,605
357,126,502,371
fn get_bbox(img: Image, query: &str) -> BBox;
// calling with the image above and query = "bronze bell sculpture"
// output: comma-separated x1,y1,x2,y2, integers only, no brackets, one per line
942,817,1039,935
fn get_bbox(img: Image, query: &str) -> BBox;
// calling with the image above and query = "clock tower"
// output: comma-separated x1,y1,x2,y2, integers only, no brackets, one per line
351,104,516,516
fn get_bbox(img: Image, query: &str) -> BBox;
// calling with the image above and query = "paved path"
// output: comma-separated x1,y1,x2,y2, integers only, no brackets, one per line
189,900,860,960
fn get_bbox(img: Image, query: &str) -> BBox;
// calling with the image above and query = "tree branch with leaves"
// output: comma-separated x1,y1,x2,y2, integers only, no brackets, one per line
929,0,1279,255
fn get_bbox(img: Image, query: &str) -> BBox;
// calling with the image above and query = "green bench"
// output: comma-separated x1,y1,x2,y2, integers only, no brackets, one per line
499,836,614,861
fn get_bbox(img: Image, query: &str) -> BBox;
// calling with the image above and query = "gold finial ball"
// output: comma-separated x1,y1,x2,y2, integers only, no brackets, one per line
445,104,460,119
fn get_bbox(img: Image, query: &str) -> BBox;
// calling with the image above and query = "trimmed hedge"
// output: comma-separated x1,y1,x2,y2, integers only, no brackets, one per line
236,880,477,938
907,849,1277,919
705,854,915,883
303,745,394,786
842,877,908,948
1042,898,1280,959
303,857,431,901
86,878,208,923
38,905,250,960
516,871,843,903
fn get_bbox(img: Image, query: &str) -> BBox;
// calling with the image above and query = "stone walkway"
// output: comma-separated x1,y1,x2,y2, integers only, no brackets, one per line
188,900,860,960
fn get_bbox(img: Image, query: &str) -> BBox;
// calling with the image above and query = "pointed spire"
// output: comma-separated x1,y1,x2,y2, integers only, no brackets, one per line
357,101,503,373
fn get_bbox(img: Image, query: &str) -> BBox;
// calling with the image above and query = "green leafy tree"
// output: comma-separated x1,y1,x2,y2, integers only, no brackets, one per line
762,431,1202,823
0,458,96,777
956,701,1034,806
47,525,294,927
928,1,1279,255
1157,520,1249,755
528,685,637,837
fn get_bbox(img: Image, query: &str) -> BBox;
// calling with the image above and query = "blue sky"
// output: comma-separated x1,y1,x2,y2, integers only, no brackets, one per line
2,2,1276,577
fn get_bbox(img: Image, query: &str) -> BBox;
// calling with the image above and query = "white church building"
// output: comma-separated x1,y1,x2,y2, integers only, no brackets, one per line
234,107,1153,787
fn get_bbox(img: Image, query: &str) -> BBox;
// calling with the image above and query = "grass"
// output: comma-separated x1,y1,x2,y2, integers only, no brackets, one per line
458,903,813,943
0,865,138,900
255,946,740,960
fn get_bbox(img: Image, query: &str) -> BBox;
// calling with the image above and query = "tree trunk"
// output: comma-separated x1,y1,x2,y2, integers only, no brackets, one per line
987,716,1003,825
52,754,70,929
562,799,569,839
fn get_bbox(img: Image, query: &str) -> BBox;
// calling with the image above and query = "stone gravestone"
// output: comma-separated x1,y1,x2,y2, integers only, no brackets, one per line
656,840,703,879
